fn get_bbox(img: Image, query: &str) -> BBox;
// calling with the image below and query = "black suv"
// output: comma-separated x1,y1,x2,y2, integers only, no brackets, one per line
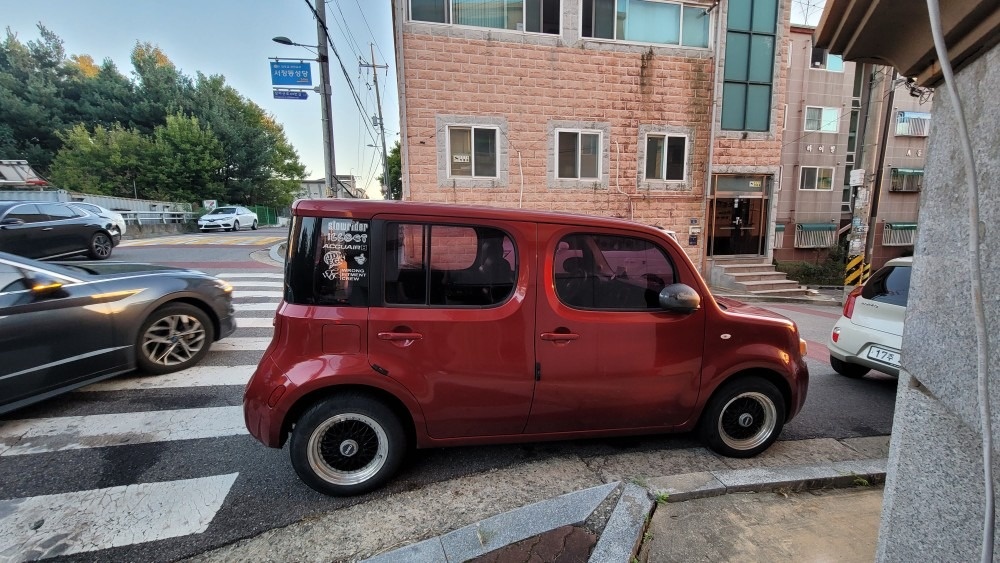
0,201,118,260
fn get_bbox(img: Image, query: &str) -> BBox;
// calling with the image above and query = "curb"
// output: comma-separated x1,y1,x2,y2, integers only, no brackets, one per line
713,292,842,305
362,458,887,563
268,242,286,265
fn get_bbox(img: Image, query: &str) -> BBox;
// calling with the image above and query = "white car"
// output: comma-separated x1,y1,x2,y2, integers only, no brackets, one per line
827,256,912,378
71,202,127,238
198,206,259,232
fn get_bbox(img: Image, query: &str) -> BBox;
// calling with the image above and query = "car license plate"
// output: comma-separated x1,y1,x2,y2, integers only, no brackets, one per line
867,346,900,367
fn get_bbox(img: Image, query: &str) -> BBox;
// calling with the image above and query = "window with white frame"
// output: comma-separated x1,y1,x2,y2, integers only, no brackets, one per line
581,0,711,48
448,126,498,178
895,111,931,137
800,166,834,190
810,47,844,71
644,134,686,181
410,0,561,34
557,130,602,180
804,106,839,132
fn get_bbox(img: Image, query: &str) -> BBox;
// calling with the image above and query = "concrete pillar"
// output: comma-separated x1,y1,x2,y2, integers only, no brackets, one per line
876,45,1000,561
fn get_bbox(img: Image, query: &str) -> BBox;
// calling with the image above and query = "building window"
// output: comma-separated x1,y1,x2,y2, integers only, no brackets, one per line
895,111,931,137
410,0,561,34
800,167,834,190
448,126,498,178
889,168,924,192
581,0,711,48
557,130,602,180
810,47,844,71
721,0,777,131
644,134,687,181
804,106,839,132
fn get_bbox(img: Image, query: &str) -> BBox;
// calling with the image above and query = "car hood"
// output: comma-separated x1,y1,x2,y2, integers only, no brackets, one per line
55,261,207,279
715,296,794,323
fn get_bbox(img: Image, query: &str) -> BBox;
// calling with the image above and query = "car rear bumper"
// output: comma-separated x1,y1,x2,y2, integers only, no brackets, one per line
828,319,902,376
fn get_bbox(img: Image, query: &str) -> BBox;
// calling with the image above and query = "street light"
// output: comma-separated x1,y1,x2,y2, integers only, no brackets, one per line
271,1,337,200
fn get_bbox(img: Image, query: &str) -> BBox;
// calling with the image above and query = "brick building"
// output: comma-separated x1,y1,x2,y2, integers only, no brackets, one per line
392,0,795,277
776,24,927,270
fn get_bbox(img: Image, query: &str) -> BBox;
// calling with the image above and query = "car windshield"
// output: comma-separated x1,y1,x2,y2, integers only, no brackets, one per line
210,207,237,215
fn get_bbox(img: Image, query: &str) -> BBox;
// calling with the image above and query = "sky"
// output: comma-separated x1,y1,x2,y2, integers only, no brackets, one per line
2,0,399,199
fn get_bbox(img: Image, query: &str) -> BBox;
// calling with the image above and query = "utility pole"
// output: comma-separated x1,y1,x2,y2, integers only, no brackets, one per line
315,0,338,198
361,44,390,199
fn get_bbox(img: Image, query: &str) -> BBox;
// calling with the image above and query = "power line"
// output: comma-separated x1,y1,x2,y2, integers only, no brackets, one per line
326,1,366,65
302,0,380,148
350,0,390,68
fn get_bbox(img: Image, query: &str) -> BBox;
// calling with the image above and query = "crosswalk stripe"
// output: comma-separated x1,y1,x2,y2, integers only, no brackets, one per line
78,365,257,392
234,290,283,299
217,273,283,279
120,235,284,247
0,406,245,457
0,473,238,560
210,337,273,352
234,302,280,312
235,317,274,328
228,281,283,288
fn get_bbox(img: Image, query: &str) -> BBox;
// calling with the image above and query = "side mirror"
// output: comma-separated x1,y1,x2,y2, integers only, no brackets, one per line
28,273,65,296
1,218,25,226
659,283,701,313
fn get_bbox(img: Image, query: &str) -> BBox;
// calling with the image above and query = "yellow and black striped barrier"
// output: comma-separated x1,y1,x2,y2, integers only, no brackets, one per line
845,255,872,285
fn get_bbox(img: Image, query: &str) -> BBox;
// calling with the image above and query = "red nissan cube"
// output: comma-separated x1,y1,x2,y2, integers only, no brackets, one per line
245,200,809,496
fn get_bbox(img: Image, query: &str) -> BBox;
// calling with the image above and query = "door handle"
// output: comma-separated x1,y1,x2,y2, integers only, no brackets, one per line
377,331,423,342
41,227,54,231
540,332,580,342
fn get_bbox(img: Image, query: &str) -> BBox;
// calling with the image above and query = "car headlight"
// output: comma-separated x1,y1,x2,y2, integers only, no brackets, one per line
215,280,233,293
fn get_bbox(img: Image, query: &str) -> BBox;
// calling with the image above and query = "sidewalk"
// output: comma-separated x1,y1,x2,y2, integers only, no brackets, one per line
189,436,889,563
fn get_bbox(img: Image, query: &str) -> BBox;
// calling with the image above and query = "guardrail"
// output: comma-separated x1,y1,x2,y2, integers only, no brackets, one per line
121,211,198,225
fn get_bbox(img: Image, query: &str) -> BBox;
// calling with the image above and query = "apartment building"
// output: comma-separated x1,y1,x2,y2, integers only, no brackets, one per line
392,0,794,275
776,24,927,270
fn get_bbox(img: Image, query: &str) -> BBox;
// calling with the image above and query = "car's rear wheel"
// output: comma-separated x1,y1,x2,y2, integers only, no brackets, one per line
700,376,785,458
88,232,114,260
290,394,407,496
232,220,240,232
251,219,258,230
136,303,215,375
830,356,870,378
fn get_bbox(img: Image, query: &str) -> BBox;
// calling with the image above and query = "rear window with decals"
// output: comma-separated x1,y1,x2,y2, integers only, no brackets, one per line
285,217,370,306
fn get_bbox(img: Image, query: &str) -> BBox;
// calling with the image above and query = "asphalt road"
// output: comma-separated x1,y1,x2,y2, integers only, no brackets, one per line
0,230,897,562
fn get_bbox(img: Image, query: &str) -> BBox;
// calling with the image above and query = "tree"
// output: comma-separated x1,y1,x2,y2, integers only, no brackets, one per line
380,141,402,200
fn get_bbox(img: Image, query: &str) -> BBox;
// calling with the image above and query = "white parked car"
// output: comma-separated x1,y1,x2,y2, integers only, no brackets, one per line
70,202,127,239
198,206,259,232
827,256,912,378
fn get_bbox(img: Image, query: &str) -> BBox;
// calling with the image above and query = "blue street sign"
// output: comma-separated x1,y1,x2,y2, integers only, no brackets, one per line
270,61,312,86
273,89,308,100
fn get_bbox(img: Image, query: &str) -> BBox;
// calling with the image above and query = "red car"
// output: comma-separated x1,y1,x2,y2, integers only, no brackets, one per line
244,201,809,496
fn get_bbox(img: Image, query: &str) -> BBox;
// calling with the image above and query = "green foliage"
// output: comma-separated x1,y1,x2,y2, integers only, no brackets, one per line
380,140,402,200
0,25,305,207
774,243,848,286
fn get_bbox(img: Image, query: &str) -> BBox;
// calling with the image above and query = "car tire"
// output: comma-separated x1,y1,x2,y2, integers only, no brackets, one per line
232,220,240,232
830,356,870,379
136,303,215,375
290,394,407,496
88,231,114,260
699,376,786,458
251,220,258,230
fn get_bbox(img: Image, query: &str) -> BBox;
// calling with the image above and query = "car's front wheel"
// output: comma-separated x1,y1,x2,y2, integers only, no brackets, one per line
830,356,870,378
88,232,114,260
231,220,240,232
136,303,215,375
251,220,258,230
700,376,785,458
290,394,407,496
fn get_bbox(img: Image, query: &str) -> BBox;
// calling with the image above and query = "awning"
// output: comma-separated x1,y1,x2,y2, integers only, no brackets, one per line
775,224,785,232
796,223,837,232
892,168,924,175
887,222,918,230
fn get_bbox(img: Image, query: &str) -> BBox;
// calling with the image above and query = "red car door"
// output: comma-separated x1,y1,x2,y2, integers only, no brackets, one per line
526,224,706,434
366,217,536,439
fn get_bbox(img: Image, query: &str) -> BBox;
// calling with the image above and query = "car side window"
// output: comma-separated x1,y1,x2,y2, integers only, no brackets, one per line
862,265,910,307
39,203,77,220
553,233,676,310
384,223,515,307
284,217,370,306
4,204,46,223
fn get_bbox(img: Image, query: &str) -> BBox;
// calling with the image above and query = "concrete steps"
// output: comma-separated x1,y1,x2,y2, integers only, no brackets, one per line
709,260,809,296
